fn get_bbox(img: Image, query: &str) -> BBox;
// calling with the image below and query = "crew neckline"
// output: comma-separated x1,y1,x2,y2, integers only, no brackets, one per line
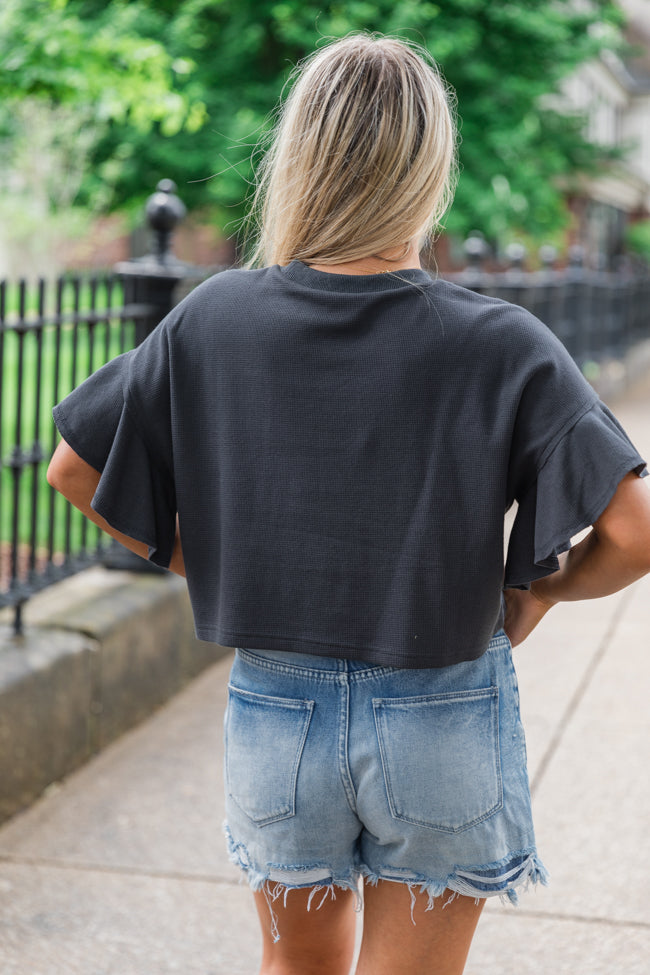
280,259,434,293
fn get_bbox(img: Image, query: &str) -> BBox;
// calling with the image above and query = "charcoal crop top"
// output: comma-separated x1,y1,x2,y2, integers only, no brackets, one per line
53,261,647,668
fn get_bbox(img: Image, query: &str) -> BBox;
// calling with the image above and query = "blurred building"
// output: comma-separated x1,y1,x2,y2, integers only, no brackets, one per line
560,0,650,266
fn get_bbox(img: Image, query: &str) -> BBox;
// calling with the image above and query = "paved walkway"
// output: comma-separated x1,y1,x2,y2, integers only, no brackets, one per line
1,372,649,974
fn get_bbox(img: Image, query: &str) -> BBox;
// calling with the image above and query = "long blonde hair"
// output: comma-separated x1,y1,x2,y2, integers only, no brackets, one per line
247,34,457,268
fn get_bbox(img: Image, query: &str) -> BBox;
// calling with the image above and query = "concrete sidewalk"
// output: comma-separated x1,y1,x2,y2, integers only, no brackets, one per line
0,376,649,974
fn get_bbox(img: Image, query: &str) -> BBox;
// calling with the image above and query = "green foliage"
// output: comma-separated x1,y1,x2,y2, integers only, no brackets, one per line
625,220,650,262
0,0,627,248
0,0,203,133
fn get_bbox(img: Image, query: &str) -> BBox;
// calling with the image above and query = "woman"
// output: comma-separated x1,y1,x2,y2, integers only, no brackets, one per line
48,34,650,975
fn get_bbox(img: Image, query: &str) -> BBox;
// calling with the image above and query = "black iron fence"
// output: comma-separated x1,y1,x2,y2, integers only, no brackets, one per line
1,203,649,636
445,242,650,368
0,181,210,636
0,273,149,633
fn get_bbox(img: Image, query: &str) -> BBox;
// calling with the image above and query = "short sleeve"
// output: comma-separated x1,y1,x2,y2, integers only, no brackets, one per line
505,400,648,587
52,324,176,568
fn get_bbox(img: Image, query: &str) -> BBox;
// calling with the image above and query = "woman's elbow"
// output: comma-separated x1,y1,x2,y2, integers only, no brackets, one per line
46,458,63,491
46,440,100,503
630,532,650,574
618,533,650,575
47,441,77,493
595,473,650,573
47,451,67,493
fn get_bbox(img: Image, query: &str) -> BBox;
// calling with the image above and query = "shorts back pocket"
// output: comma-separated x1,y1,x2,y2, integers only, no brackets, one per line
225,684,314,826
373,687,502,833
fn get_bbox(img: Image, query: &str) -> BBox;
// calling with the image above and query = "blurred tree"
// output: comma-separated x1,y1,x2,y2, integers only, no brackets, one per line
0,0,203,134
625,219,650,262
0,0,625,251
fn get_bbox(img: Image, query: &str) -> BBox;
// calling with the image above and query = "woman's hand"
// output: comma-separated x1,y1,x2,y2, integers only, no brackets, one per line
503,585,554,648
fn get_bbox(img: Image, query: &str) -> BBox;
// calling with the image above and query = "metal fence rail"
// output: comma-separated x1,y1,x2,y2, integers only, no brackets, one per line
0,274,151,634
445,247,650,367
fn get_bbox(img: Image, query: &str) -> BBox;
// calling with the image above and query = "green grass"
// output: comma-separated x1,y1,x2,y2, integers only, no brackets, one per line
1,276,136,576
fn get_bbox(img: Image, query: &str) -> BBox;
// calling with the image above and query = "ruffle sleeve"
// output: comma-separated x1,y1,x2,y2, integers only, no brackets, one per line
52,325,176,569
505,400,648,588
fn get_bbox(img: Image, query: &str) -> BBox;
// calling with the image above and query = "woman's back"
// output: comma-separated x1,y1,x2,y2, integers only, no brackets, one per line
54,256,645,668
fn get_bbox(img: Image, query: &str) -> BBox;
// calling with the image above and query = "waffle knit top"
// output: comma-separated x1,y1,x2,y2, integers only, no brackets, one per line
53,261,647,668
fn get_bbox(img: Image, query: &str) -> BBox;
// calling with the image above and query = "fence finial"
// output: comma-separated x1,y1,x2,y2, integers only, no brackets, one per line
568,245,585,268
464,233,487,269
145,179,187,265
538,244,558,269
505,242,527,270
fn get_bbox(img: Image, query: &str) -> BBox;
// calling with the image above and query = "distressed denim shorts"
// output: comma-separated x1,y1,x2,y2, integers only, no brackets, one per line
223,630,548,915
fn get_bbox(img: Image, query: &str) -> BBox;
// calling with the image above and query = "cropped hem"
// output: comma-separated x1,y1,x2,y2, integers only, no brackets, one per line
196,625,493,669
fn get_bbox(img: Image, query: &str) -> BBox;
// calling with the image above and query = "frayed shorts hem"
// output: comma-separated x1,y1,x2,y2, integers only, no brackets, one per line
224,821,549,940
359,850,549,907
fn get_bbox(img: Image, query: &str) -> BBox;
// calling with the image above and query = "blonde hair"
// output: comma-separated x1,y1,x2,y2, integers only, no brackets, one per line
247,34,457,268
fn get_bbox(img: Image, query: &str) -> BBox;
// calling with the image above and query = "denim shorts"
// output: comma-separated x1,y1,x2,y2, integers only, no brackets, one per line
223,630,548,915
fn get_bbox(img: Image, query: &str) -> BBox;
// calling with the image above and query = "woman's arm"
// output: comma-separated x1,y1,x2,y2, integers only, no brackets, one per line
47,438,185,577
504,472,650,646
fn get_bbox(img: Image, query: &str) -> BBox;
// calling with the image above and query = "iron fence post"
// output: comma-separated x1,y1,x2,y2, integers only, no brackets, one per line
104,180,207,572
114,179,205,345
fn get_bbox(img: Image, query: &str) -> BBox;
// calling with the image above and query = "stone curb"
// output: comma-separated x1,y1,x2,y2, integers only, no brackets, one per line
0,569,229,825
